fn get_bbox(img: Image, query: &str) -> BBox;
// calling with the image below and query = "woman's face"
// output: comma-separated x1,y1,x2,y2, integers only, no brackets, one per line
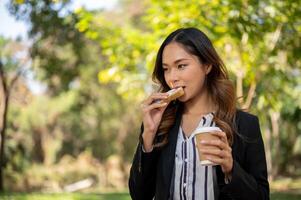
162,42,211,102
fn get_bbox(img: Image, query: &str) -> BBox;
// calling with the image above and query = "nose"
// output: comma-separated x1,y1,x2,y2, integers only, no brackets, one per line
165,68,179,88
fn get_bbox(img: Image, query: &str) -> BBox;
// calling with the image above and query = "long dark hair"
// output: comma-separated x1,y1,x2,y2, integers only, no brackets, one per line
152,27,236,147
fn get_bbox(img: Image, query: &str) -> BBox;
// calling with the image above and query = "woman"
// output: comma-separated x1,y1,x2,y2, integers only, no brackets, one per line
129,27,269,200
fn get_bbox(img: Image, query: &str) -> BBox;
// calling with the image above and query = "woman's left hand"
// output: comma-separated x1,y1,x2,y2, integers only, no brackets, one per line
198,131,233,174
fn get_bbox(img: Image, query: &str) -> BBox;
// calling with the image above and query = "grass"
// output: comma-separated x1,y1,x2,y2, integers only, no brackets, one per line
271,191,301,200
0,193,131,200
0,191,301,200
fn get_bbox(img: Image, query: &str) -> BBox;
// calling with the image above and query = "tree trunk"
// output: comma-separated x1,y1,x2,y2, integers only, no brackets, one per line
236,71,256,111
270,111,280,177
0,62,8,192
264,127,273,181
0,94,8,192
0,61,20,192
32,128,45,163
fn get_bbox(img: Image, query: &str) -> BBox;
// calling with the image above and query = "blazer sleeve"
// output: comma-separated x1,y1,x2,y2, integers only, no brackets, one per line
128,124,160,200
218,113,270,200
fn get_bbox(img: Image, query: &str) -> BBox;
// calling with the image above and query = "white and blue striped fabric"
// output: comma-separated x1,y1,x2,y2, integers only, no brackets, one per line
173,113,216,200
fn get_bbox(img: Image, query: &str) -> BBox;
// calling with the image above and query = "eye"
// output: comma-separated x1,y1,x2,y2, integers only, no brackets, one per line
162,67,169,71
178,64,187,69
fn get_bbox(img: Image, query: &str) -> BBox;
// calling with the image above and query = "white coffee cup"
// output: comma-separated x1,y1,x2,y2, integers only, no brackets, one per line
192,127,222,166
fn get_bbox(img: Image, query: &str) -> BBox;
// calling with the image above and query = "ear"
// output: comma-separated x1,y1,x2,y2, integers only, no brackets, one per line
205,64,212,75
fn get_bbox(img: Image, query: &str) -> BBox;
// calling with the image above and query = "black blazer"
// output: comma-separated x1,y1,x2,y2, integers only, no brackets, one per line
129,105,270,200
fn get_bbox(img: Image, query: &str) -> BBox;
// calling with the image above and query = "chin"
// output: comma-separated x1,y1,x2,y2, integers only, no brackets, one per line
178,96,188,103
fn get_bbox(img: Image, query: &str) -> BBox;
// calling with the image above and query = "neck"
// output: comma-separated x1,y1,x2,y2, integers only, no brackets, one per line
183,89,216,115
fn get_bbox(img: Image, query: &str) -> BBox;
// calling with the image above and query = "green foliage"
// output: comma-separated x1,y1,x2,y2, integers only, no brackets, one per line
9,0,86,95
74,0,301,176
3,0,301,192
0,37,23,73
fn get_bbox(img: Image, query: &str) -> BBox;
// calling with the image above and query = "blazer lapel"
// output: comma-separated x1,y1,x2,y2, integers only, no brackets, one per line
161,104,183,192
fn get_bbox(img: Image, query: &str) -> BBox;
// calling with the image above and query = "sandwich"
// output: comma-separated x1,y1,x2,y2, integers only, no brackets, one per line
164,87,184,102
154,85,184,104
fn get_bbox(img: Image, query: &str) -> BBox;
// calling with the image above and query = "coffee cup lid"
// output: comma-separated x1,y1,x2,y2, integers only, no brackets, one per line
191,126,221,138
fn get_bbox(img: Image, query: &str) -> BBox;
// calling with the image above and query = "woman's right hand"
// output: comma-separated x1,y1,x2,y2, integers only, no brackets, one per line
140,92,169,152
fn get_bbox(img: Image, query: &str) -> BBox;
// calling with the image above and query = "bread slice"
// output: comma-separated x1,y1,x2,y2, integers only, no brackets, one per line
164,87,184,102
152,87,184,104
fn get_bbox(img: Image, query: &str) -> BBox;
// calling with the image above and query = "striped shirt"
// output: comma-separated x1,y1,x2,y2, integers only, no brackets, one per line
173,113,216,200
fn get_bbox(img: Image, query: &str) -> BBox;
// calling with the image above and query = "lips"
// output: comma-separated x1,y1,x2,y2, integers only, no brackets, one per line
170,82,185,90
173,86,185,89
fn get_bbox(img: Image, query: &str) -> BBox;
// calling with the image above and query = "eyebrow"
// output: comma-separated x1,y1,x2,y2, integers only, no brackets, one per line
162,58,190,66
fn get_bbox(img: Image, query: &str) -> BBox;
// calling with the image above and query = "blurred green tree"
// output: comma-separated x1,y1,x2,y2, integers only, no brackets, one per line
0,37,28,191
4,0,301,191
76,0,301,178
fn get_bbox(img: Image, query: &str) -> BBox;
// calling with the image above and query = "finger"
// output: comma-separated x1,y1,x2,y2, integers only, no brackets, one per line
200,147,232,159
143,93,169,105
204,156,224,165
200,139,228,150
199,148,228,158
141,98,166,109
144,102,168,112
150,92,170,100
210,131,228,144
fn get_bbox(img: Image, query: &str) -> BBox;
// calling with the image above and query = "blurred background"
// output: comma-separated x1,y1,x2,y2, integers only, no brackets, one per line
0,0,300,199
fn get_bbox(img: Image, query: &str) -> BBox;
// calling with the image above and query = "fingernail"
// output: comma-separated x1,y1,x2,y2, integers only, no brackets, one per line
153,99,161,103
